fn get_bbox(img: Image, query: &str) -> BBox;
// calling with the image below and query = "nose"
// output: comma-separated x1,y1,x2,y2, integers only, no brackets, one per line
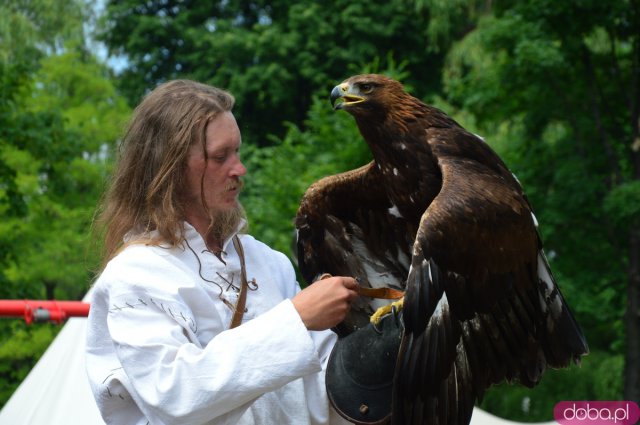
231,155,247,177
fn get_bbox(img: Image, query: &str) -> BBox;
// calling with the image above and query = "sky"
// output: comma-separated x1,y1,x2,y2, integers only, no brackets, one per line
87,0,129,74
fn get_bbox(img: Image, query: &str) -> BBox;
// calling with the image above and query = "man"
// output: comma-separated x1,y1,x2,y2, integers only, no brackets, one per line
85,80,358,425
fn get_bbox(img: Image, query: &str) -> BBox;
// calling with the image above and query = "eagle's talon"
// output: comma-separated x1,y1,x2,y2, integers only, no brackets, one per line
369,297,405,327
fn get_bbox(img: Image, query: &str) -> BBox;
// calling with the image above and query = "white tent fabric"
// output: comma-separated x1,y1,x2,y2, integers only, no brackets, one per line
0,312,555,425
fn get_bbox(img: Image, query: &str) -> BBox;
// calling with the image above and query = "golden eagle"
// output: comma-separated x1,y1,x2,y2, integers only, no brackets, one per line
295,74,588,424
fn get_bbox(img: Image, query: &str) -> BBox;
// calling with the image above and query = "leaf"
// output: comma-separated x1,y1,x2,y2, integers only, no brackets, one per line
604,181,640,227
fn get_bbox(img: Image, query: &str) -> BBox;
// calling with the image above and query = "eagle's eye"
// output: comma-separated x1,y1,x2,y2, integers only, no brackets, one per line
360,83,373,93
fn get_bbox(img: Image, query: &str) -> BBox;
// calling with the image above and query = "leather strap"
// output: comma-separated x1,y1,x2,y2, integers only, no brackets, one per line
319,273,404,300
357,286,404,300
229,235,248,329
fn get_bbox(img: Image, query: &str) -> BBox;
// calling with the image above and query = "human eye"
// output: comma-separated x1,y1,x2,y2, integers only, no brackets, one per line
207,149,228,163
206,154,226,164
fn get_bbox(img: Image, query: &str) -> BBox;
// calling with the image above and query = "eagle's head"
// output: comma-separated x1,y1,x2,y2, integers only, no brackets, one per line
330,74,405,112
330,74,426,130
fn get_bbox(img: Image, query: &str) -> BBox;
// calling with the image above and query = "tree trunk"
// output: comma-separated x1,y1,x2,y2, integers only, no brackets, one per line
44,280,55,300
625,225,640,402
624,22,640,402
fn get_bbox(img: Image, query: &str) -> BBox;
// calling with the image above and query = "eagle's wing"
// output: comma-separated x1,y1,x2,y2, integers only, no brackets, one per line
392,129,588,424
295,161,416,336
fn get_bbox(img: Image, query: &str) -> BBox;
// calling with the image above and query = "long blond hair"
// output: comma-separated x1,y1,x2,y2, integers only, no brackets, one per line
95,80,235,266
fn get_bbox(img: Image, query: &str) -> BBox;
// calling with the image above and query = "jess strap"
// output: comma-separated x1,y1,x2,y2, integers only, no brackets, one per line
229,235,249,329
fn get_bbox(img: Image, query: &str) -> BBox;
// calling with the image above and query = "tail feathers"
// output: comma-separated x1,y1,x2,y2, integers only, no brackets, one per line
536,250,589,367
457,251,587,393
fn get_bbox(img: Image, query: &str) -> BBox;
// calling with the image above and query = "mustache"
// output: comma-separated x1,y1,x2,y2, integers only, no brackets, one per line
225,178,244,192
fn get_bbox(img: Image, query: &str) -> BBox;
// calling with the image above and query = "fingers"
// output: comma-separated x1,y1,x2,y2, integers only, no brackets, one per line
316,274,358,291
340,276,359,291
322,276,359,307
291,275,360,331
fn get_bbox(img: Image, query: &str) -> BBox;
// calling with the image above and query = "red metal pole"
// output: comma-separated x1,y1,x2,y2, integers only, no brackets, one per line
0,300,90,324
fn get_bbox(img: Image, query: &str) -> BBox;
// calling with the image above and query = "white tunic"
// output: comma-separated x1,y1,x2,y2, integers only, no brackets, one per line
85,222,348,425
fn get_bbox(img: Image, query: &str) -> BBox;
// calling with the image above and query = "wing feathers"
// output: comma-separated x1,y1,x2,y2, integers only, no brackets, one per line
396,249,586,422
296,161,415,336
394,295,469,425
536,253,589,367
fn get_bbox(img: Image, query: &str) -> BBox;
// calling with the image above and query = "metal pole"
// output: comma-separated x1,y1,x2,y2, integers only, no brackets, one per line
0,300,90,324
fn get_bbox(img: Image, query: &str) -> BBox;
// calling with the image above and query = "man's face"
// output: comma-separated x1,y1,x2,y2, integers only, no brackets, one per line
184,111,247,221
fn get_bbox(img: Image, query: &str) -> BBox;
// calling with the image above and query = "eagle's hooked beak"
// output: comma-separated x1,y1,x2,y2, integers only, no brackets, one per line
331,83,365,110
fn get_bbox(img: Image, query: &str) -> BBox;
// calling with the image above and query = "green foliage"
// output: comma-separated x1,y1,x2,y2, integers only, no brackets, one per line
242,91,370,259
604,181,640,228
99,0,448,144
25,51,130,152
413,0,490,51
0,0,130,408
2,0,87,52
0,48,129,301
480,351,624,421
0,322,59,404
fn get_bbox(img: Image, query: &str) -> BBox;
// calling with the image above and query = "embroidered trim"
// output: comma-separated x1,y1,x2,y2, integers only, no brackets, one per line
109,297,197,333
101,367,127,401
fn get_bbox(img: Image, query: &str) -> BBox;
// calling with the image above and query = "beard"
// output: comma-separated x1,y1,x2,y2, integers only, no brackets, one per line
205,202,247,246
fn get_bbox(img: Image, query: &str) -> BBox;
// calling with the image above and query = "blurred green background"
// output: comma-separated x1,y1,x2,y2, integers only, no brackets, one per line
1,0,638,420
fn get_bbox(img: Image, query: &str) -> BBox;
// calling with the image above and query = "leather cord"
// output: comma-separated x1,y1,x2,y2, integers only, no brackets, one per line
319,273,404,299
229,235,249,329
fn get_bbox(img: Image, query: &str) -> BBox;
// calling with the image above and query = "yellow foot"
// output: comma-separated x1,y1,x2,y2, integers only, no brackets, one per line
370,297,404,325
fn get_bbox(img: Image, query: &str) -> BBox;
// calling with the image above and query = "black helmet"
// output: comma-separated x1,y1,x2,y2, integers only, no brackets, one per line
326,313,403,425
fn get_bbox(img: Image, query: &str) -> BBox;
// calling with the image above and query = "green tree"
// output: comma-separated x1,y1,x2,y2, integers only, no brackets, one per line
98,0,458,144
3,50,130,301
0,0,130,407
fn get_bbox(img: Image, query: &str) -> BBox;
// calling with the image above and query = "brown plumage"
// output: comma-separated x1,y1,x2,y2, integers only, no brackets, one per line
295,74,589,425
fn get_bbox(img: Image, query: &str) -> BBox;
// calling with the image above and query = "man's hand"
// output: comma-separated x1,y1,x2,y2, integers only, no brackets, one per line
292,276,359,331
